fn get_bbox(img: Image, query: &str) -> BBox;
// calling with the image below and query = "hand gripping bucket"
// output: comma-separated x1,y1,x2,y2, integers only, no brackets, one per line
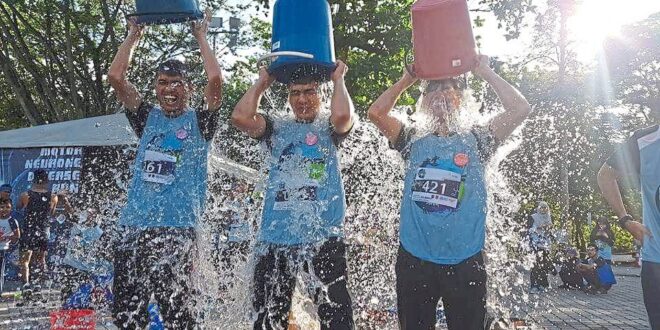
411,0,477,79
128,0,203,25
260,0,337,84
50,309,96,330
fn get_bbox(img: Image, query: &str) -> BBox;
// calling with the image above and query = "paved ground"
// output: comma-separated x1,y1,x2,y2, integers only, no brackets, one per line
527,266,650,330
0,265,651,329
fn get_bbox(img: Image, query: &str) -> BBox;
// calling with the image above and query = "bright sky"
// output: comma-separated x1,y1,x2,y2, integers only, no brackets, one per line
476,0,660,63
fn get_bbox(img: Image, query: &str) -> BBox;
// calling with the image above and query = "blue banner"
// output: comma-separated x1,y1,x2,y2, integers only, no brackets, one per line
0,147,85,281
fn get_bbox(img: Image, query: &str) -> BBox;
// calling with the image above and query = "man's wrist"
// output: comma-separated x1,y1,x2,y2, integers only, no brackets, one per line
618,214,633,229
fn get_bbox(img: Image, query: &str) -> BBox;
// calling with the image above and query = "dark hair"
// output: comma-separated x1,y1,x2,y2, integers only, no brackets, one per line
597,217,609,224
587,243,599,251
157,59,189,79
0,183,11,193
33,169,49,184
0,198,11,206
423,76,466,95
288,63,324,86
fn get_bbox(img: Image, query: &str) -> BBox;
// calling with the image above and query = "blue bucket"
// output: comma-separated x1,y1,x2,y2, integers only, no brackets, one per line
128,0,203,25
267,0,336,84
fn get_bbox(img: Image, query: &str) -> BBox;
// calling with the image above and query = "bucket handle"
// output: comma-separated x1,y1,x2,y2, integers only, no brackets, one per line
256,51,314,68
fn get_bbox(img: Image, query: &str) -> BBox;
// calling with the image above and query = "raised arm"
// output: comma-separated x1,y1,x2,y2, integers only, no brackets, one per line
474,55,531,141
192,10,223,111
329,60,354,134
108,19,145,112
367,67,417,144
597,163,651,242
231,68,274,138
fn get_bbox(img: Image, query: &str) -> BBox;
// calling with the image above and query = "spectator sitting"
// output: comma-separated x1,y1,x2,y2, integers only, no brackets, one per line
557,247,584,289
577,244,616,294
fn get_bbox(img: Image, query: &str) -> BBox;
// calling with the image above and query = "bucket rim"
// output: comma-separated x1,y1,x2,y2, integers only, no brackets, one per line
412,0,467,10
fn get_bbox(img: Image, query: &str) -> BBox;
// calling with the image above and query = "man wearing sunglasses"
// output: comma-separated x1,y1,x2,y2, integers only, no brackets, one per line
232,62,355,329
107,13,222,329
368,55,531,329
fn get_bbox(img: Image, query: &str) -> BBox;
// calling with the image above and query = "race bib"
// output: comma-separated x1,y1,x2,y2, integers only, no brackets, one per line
273,183,319,211
412,167,461,209
142,150,176,185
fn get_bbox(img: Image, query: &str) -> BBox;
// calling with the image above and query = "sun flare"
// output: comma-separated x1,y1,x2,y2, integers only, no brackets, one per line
569,0,658,60
569,0,624,57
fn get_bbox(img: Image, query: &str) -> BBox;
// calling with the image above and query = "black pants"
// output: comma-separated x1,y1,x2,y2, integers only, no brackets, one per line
641,261,660,330
530,248,551,288
112,227,196,329
252,238,354,330
395,246,487,330
559,263,583,288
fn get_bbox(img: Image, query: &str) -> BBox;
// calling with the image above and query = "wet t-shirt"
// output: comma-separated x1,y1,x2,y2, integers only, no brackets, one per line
606,125,660,264
119,103,217,228
394,125,498,265
259,115,350,245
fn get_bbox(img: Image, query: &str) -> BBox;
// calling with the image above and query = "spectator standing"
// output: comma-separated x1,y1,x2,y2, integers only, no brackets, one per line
18,170,72,290
590,217,615,264
529,201,554,293
0,198,20,292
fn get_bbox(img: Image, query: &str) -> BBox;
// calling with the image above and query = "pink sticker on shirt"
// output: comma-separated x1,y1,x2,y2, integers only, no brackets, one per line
305,132,318,146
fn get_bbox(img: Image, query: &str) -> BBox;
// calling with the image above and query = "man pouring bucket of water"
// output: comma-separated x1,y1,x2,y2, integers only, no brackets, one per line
107,0,222,327
368,0,531,328
232,0,355,328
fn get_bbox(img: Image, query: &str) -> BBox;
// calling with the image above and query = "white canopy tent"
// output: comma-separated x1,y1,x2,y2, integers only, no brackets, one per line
0,113,259,181
0,113,137,148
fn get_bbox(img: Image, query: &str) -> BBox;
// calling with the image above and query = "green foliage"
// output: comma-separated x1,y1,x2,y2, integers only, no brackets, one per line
603,12,660,113
496,3,658,251
247,0,537,115
0,0,247,128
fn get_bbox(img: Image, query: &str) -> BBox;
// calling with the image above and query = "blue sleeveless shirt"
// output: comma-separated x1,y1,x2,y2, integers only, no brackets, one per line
119,107,210,228
395,127,496,265
260,118,347,245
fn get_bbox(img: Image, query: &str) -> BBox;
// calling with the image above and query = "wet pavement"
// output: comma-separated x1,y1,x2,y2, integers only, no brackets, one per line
526,266,650,330
0,265,650,329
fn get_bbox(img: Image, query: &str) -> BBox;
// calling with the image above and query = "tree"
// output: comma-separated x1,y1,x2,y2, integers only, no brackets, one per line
249,0,537,114
0,0,248,129
603,12,660,115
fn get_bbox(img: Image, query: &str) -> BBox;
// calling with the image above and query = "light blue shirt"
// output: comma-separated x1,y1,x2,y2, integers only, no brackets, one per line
396,127,496,265
119,108,210,228
638,127,660,263
260,119,346,245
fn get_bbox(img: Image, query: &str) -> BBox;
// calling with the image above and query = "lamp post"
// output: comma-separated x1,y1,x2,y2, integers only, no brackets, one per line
209,16,241,53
